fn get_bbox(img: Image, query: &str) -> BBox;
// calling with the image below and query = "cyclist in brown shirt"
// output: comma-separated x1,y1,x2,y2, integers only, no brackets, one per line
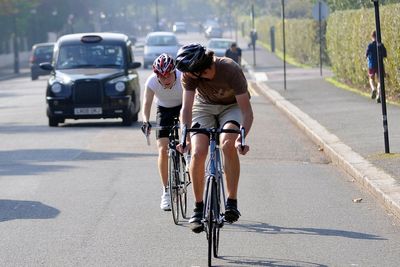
176,43,253,233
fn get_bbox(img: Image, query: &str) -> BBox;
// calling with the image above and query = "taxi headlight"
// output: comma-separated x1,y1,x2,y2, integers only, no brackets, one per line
115,82,126,92
51,83,62,94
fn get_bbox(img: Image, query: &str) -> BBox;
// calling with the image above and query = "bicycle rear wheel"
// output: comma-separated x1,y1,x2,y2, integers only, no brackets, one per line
168,153,179,224
213,180,221,257
213,225,220,257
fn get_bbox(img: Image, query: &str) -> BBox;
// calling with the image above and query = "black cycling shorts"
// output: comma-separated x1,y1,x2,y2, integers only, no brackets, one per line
156,105,182,139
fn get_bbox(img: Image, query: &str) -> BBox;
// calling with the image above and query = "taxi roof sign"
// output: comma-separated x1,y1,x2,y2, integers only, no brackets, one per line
81,35,102,43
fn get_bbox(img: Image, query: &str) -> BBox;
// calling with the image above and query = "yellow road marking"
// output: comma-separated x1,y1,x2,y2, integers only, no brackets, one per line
248,81,259,96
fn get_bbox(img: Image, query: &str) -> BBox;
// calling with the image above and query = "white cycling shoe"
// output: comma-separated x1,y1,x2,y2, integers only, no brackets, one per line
160,191,171,211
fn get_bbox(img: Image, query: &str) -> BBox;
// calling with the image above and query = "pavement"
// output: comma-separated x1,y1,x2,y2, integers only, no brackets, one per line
1,41,399,220
0,65,29,81
239,40,400,221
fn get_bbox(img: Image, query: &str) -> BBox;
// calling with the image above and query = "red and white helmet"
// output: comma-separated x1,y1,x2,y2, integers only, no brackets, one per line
152,53,176,77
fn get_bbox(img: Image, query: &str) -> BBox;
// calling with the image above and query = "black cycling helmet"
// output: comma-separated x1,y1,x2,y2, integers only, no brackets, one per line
175,43,213,73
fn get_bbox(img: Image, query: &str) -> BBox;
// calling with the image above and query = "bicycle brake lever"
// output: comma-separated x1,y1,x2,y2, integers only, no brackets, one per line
240,127,245,150
181,125,187,149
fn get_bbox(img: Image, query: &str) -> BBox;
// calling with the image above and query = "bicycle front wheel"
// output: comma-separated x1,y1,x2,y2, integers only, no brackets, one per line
168,153,179,224
207,179,217,267
179,154,188,219
212,179,221,258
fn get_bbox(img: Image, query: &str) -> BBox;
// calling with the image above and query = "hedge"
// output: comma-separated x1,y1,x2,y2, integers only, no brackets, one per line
245,3,400,102
327,4,400,101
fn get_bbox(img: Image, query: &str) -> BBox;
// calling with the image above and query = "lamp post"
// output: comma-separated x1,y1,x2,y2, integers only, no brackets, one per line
30,9,37,45
12,15,19,74
281,0,287,90
250,3,256,66
68,14,75,34
155,0,159,30
371,0,390,153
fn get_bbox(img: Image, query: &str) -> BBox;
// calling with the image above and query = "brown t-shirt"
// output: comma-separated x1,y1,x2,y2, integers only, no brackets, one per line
181,57,248,105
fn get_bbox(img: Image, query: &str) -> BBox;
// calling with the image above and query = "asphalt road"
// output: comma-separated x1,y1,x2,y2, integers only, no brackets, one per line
0,32,399,266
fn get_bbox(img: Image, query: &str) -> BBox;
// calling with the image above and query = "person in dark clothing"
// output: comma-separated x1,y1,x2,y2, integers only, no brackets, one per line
366,30,387,103
248,29,258,49
225,42,242,66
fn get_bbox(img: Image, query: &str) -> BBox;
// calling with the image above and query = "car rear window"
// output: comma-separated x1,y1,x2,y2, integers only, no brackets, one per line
147,35,178,46
34,46,54,56
209,41,232,49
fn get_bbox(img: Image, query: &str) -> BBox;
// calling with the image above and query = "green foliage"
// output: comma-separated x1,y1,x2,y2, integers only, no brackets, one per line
326,3,400,101
254,15,328,67
311,0,399,11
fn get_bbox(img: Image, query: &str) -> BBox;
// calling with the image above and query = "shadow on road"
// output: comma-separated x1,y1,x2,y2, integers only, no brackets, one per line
0,199,60,222
0,148,157,176
0,121,142,134
218,255,327,267
228,220,385,240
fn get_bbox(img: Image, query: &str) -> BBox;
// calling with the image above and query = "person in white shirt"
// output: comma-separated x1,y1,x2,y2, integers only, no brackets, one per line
141,53,183,211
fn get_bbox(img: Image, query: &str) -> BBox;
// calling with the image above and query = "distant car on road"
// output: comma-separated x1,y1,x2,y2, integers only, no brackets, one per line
172,22,187,33
143,31,181,68
206,38,235,57
204,26,223,39
40,33,141,127
29,42,54,80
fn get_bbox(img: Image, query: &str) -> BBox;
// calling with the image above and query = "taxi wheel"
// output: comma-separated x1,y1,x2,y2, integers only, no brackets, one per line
49,117,59,127
122,111,133,126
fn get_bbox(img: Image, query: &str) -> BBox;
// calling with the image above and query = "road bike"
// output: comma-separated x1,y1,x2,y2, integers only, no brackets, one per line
181,125,245,267
144,119,191,224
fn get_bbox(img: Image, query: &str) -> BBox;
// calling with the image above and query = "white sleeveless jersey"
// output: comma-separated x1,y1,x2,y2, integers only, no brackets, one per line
144,70,183,108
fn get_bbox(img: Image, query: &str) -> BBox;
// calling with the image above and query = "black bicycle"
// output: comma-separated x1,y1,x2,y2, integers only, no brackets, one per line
145,119,191,224
181,125,245,267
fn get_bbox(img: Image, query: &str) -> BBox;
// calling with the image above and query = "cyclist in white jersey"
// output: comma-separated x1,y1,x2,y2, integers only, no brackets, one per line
141,53,183,211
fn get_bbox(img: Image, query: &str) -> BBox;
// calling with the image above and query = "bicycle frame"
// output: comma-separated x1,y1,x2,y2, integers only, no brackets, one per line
203,130,226,228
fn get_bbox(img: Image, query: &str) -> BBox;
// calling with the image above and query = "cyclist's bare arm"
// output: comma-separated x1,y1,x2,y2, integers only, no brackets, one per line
177,90,195,153
235,92,253,155
142,86,155,123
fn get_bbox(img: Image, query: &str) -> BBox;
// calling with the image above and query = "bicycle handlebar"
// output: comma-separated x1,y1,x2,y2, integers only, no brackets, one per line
180,125,245,150
143,124,181,146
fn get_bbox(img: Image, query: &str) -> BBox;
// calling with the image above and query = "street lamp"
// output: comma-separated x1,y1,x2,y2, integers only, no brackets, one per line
68,14,75,34
30,9,37,45
155,0,160,31
281,0,287,90
371,0,390,153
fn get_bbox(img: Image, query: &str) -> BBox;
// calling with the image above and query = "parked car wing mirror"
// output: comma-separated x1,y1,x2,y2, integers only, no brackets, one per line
129,62,142,69
39,62,53,71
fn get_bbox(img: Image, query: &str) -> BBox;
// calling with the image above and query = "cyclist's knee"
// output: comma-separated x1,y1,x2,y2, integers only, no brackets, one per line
158,145,168,156
221,138,236,153
191,147,208,162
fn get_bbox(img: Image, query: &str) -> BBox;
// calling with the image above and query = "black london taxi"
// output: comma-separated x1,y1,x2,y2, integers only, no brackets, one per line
40,32,141,127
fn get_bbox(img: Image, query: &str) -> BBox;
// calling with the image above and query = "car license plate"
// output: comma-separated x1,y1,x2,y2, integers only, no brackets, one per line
74,107,102,115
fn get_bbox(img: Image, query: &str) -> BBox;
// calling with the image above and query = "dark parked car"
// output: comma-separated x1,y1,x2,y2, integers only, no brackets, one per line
40,32,141,127
30,42,54,80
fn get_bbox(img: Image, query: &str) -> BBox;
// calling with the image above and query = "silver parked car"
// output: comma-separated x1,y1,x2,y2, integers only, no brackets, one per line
204,26,223,39
143,31,181,68
206,38,235,57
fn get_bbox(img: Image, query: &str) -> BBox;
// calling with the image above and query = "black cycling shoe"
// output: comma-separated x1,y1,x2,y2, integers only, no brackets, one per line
225,205,241,223
189,210,204,233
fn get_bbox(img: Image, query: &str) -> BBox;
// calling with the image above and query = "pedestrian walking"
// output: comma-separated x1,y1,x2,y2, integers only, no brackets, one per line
365,30,387,103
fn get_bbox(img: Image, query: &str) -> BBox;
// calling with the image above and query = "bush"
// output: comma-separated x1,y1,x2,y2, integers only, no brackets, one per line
327,4,400,101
